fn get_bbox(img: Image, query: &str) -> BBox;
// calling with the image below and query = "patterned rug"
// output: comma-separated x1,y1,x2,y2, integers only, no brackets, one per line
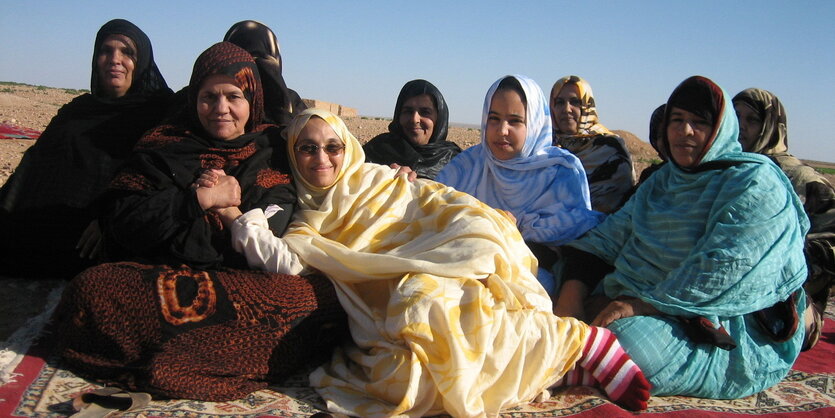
1,306,834,417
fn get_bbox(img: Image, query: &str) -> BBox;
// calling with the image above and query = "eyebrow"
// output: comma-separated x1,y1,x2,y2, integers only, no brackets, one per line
489,110,524,118
297,138,342,144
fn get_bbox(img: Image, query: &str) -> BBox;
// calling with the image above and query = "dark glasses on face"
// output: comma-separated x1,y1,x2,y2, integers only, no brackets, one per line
295,143,345,156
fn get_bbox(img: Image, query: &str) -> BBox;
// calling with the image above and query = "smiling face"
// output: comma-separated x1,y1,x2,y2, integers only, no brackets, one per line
294,117,345,187
666,106,714,168
96,34,137,98
196,74,250,141
485,89,527,160
734,102,763,152
398,94,437,146
552,83,582,134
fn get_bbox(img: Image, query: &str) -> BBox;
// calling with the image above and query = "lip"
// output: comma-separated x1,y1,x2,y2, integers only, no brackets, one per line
671,141,697,149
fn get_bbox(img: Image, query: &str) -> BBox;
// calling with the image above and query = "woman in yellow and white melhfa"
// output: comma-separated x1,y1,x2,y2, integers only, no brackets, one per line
206,108,650,417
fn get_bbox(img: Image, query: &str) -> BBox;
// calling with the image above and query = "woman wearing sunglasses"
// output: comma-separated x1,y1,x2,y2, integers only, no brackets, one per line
202,108,651,416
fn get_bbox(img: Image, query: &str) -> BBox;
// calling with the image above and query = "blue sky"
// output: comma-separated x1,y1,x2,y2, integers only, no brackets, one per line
2,1,834,161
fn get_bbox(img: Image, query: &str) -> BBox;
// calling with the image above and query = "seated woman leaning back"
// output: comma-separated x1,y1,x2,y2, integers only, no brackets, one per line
203,107,651,416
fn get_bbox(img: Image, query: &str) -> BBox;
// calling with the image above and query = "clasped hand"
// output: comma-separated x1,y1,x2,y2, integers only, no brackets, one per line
194,169,241,210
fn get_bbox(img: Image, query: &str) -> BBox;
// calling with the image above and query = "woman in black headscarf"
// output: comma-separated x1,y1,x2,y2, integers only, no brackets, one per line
0,19,172,278
51,42,346,401
363,79,462,179
223,20,306,126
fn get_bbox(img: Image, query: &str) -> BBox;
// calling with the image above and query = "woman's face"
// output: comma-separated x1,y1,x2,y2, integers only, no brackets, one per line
552,83,582,134
196,74,250,141
96,34,137,98
667,106,713,168
398,94,437,146
485,89,527,160
734,102,763,152
294,117,345,188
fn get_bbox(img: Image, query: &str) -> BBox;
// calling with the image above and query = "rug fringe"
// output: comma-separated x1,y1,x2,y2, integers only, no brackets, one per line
0,283,65,385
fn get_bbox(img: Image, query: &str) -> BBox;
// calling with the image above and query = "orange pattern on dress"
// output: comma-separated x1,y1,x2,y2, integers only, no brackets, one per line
256,168,291,188
157,268,217,325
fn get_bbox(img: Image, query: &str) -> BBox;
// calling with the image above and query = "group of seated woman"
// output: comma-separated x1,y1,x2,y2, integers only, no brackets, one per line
0,17,829,418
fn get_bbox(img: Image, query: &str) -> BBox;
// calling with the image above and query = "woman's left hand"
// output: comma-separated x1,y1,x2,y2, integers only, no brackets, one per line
591,297,660,327
390,163,417,182
192,169,226,189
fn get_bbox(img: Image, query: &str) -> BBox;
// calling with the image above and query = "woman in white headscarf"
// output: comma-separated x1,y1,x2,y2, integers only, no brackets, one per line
437,75,603,295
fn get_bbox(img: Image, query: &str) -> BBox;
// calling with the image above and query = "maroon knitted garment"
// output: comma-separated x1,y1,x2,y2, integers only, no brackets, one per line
51,262,347,401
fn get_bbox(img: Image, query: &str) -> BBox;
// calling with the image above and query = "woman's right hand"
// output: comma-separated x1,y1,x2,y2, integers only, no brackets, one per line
196,174,241,210
214,206,243,228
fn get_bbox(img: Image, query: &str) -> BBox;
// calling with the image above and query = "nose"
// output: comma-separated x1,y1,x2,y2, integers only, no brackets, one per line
500,120,509,136
677,120,695,137
312,147,329,162
109,50,123,65
213,97,230,114
411,111,421,125
737,120,747,135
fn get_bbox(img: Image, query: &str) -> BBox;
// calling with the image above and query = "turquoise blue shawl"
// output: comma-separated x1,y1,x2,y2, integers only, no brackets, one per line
569,77,808,322
437,75,603,245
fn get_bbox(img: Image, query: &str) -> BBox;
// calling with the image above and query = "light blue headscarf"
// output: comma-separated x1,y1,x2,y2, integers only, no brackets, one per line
569,76,808,319
437,75,604,245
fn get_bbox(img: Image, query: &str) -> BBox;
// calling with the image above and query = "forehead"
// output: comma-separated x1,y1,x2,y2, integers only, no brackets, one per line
490,89,525,111
198,74,242,93
669,107,698,117
101,34,136,50
402,94,435,109
734,102,759,116
297,117,342,143
557,83,580,98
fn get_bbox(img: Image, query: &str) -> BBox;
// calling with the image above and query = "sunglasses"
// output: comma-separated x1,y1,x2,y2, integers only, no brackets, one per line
295,143,345,156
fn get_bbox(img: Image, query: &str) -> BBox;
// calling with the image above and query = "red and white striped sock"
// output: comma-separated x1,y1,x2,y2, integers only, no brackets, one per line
578,326,651,410
556,366,597,387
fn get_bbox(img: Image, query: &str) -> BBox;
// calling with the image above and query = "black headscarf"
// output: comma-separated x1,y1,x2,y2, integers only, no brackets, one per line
103,42,295,268
223,20,307,126
0,19,173,278
363,79,462,179
648,104,667,160
663,75,731,170
90,18,170,100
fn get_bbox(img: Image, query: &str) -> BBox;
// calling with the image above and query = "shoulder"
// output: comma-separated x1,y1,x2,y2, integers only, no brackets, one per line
590,134,631,156
446,144,483,167
436,145,483,183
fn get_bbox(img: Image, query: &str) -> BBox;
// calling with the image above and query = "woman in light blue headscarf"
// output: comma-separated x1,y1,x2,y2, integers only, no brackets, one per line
437,75,604,295
556,75,809,398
